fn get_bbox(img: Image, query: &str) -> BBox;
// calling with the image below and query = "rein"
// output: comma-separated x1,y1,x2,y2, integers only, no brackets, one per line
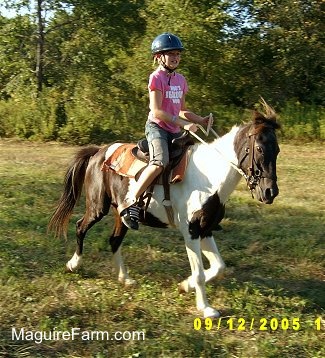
189,127,247,179
189,122,263,195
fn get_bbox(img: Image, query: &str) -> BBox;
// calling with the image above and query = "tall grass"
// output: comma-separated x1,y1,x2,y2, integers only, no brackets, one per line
280,102,325,140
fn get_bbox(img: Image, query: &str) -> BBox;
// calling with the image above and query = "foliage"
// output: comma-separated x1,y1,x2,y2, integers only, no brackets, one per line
0,0,324,143
0,14,36,99
280,102,325,140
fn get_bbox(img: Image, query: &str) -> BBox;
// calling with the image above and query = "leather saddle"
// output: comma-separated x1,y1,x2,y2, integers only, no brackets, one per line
133,131,195,226
131,130,195,166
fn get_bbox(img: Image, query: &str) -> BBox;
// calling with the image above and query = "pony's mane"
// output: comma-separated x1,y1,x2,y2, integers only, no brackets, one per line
252,97,281,130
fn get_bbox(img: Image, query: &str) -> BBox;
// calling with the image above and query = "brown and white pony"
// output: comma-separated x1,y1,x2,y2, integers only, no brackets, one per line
48,101,280,318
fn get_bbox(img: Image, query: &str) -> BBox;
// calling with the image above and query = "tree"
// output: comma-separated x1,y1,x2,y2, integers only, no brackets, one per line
221,0,325,105
2,1,72,94
0,14,35,98
0,0,323,142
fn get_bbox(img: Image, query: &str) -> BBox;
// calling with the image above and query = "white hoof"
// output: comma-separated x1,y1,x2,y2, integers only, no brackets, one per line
66,261,74,272
66,253,82,272
124,278,136,287
118,276,136,286
203,307,220,318
178,280,189,293
178,279,195,293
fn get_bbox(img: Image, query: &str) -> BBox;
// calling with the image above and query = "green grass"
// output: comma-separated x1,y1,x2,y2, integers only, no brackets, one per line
0,139,324,357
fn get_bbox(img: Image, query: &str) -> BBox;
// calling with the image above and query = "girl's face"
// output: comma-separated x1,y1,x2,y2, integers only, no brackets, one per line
160,50,181,70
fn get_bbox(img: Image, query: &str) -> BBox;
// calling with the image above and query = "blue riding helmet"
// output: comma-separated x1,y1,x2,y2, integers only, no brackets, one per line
151,33,185,54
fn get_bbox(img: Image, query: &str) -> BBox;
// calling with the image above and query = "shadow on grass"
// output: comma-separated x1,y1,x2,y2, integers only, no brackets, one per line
253,277,325,310
1,172,324,313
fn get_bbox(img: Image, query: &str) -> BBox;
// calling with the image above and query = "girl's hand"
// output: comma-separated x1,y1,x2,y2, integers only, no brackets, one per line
184,123,198,132
200,114,213,126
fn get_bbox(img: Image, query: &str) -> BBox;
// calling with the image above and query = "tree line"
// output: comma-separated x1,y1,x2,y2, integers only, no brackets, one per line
0,0,324,143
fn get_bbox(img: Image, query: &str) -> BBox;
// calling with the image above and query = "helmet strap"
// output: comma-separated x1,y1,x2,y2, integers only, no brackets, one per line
162,63,175,73
156,53,177,73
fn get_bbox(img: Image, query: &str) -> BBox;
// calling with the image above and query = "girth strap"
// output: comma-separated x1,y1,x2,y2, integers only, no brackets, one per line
138,183,155,217
161,169,176,227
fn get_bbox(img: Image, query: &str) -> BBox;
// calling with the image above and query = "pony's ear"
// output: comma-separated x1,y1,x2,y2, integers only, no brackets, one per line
252,111,267,125
253,97,281,130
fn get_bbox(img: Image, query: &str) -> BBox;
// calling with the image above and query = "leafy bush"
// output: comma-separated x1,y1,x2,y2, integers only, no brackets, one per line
279,102,324,141
0,91,323,143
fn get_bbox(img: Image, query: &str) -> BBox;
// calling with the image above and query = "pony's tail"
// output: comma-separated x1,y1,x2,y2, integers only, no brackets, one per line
48,146,100,239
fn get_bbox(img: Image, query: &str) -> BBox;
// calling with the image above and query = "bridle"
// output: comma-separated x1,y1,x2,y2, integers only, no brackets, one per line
238,128,263,193
237,125,278,197
190,123,277,196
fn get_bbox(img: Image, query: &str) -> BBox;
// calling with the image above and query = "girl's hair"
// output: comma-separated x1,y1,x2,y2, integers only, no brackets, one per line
152,54,162,67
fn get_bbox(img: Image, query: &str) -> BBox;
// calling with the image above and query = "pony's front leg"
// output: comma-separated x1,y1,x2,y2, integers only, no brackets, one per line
183,238,220,318
201,236,225,282
112,246,136,286
179,236,225,290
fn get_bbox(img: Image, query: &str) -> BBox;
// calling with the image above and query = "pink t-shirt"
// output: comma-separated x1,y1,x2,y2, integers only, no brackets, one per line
148,69,188,133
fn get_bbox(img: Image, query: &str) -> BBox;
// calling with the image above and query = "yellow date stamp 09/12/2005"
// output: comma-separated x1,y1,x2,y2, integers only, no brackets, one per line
193,317,324,332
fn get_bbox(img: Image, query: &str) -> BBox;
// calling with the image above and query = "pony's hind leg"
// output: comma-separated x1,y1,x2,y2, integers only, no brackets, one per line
66,152,111,272
110,208,136,286
66,223,86,272
66,223,83,272
66,203,109,272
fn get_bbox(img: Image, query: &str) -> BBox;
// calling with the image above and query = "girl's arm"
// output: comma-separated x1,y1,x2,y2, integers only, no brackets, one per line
179,97,211,126
149,90,197,130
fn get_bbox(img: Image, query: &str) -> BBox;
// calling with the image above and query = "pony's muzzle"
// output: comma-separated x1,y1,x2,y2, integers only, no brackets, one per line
264,186,279,204
256,178,279,204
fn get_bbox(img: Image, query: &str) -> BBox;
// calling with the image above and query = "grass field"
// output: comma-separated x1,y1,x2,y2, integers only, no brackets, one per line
0,138,324,358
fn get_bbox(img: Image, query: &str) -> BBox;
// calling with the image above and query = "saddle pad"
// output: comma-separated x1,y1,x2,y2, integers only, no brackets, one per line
102,142,191,183
101,143,146,178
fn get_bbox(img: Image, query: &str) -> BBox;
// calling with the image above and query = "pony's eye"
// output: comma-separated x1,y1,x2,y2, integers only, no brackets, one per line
256,146,263,153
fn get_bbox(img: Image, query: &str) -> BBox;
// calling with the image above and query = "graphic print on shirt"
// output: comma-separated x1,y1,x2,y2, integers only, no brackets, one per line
166,85,183,104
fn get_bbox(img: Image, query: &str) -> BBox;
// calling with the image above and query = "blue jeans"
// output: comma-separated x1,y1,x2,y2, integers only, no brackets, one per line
145,121,182,168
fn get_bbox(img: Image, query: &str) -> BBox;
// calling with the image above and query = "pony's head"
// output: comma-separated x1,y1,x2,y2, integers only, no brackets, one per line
235,99,280,204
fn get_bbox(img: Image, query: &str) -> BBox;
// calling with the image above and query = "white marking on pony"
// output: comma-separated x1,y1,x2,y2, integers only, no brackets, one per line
143,127,244,317
112,246,136,286
188,126,242,204
178,236,225,292
66,252,82,272
170,126,242,224
104,142,124,160
201,236,226,281
186,190,212,219
151,187,172,221
179,229,220,318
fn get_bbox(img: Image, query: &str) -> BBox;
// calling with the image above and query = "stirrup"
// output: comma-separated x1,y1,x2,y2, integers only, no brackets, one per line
120,204,141,230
